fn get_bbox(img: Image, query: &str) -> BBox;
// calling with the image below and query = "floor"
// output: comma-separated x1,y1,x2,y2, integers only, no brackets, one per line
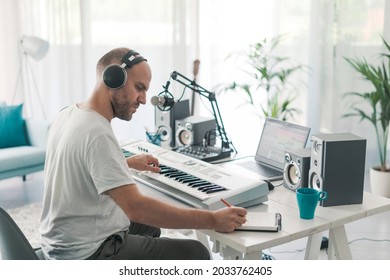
1,171,390,260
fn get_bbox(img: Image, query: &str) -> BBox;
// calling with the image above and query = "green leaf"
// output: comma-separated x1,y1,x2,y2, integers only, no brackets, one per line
343,36,390,170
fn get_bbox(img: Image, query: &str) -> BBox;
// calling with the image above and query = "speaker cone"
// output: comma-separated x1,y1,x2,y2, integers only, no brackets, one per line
283,161,301,190
178,129,192,146
158,126,170,141
287,164,300,185
309,172,322,191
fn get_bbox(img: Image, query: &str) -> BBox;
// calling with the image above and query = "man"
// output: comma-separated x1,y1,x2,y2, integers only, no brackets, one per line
39,48,247,260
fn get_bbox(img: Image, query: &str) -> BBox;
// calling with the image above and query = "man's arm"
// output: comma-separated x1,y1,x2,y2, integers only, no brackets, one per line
107,184,247,233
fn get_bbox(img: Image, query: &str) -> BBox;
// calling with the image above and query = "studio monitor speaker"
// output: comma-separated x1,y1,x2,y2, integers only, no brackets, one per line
175,116,216,147
308,133,366,207
283,148,311,191
155,99,190,148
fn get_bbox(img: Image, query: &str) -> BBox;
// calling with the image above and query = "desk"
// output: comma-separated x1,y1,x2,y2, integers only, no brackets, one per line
138,177,390,260
197,185,390,260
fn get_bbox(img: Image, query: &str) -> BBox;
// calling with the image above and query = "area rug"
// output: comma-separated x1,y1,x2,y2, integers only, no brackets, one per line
8,203,42,248
7,203,195,249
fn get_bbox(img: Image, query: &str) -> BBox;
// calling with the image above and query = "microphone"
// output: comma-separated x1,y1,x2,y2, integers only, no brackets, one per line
150,95,175,111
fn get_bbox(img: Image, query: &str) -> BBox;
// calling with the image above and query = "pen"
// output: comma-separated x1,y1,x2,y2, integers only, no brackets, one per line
220,198,232,207
221,198,249,223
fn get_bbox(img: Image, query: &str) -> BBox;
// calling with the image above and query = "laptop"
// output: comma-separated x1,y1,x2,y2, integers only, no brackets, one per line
234,118,311,181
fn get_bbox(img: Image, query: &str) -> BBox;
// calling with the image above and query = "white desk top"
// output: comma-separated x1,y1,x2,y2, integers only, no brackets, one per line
199,186,390,256
136,172,390,258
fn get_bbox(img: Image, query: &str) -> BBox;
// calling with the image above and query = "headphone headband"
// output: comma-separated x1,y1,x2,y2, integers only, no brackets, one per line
121,50,147,69
103,49,147,89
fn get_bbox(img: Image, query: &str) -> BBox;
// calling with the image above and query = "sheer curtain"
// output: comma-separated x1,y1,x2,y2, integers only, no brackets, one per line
197,0,389,165
0,0,84,119
0,1,19,106
1,0,199,143
197,0,311,154
312,0,389,168
1,0,388,167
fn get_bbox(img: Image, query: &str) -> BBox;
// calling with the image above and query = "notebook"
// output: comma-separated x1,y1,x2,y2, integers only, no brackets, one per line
236,212,282,232
235,118,311,181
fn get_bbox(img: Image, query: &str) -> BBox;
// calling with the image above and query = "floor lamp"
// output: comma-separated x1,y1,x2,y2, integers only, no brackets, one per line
12,35,49,119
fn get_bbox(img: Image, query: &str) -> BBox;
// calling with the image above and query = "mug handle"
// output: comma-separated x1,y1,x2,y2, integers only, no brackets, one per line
319,191,328,201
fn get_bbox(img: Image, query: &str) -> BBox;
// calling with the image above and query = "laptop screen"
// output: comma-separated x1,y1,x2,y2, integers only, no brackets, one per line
254,118,311,169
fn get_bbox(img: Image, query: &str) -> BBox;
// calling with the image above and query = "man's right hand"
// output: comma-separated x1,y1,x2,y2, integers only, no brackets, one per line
212,206,247,233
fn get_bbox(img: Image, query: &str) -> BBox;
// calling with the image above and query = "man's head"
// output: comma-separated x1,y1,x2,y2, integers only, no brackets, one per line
96,48,151,121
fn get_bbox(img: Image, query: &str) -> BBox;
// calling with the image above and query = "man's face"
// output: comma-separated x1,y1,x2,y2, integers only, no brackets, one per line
111,62,151,121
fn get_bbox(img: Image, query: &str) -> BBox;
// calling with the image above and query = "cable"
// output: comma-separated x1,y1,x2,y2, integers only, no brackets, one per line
272,181,284,187
268,247,306,254
204,129,217,146
348,237,390,245
268,237,390,256
226,155,255,161
176,84,188,102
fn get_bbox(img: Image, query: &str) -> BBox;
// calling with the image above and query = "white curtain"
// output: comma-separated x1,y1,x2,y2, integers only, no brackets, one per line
1,0,388,167
198,0,311,154
0,0,84,119
197,0,389,165
0,1,24,106
0,0,199,143
312,0,389,168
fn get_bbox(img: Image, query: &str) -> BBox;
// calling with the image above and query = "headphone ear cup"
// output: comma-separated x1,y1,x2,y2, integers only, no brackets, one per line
103,64,127,89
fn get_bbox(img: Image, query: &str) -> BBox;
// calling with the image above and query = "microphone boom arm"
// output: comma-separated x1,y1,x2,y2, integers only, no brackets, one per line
169,71,235,152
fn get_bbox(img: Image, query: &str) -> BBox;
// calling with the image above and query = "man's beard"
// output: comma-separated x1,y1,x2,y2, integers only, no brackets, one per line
111,93,133,121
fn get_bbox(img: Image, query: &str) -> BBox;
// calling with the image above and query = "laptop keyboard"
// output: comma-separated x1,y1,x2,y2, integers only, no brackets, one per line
240,161,283,178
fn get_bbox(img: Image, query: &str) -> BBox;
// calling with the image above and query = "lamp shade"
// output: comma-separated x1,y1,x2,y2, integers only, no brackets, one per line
20,36,49,60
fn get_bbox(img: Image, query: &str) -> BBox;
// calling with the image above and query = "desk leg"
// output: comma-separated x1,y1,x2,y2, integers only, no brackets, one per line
327,238,336,260
217,244,262,260
208,237,243,260
328,225,352,260
243,251,262,260
220,246,244,260
304,232,322,259
195,231,212,257
205,235,261,260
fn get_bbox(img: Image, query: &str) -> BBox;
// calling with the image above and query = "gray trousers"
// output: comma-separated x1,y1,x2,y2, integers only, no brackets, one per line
87,222,210,260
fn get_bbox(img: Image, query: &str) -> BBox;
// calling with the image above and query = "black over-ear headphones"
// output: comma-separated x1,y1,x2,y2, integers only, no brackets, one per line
103,50,147,89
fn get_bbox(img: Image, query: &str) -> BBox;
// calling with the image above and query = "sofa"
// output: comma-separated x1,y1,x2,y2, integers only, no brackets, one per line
0,104,50,181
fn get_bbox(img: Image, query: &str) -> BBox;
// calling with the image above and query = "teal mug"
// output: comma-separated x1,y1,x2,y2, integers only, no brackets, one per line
296,188,327,219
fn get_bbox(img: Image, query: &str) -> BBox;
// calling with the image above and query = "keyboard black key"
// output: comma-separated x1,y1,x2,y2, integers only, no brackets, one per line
181,178,202,184
198,184,216,191
166,172,187,178
174,174,194,181
206,187,226,194
188,181,210,187
201,186,221,192
160,169,178,175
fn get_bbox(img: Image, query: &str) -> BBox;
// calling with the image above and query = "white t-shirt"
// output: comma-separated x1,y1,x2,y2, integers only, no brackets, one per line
40,105,135,260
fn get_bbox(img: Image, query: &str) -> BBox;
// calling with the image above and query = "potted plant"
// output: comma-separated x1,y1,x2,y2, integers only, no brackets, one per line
343,36,390,197
216,35,306,121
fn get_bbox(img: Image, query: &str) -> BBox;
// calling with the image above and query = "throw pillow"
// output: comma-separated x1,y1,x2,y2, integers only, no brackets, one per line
0,104,28,148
